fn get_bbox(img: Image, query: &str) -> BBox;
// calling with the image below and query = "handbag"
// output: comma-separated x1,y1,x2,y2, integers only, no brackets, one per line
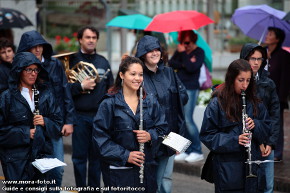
198,63,212,90
201,151,214,183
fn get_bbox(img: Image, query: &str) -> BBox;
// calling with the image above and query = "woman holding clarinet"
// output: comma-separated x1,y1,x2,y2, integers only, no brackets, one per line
93,56,168,193
200,59,271,193
0,52,62,192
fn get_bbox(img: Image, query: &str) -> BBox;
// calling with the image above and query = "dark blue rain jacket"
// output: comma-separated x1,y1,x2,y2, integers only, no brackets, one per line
136,35,188,157
0,52,62,188
93,90,168,193
0,61,11,93
17,30,75,125
200,97,271,193
240,43,280,149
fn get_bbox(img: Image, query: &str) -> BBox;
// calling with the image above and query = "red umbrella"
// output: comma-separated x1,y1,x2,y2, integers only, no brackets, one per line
144,10,214,33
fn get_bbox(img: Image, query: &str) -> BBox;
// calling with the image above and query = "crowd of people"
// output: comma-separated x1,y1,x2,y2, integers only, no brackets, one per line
0,24,289,193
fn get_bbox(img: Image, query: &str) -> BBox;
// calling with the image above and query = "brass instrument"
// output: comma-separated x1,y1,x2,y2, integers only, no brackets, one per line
53,52,100,84
139,86,144,184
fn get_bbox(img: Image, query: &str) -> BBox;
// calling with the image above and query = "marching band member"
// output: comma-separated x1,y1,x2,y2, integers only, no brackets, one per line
136,35,188,193
93,56,168,193
0,52,62,192
0,37,15,94
240,43,280,193
17,30,75,193
200,59,271,193
69,26,114,192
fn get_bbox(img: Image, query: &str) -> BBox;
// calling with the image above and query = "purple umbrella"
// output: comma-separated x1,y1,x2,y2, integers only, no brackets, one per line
231,4,290,46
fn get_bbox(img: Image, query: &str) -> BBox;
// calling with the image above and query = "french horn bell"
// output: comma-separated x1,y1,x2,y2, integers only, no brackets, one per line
53,52,100,83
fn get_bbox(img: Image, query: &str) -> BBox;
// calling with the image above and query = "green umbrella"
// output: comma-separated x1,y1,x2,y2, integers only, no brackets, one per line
106,14,152,30
168,30,212,72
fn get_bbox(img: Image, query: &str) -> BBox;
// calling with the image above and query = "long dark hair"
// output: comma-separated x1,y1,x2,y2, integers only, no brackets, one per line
108,55,145,97
214,59,259,122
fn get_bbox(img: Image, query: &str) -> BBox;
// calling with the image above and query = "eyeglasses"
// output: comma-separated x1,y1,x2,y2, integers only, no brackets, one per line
182,41,191,45
249,57,264,62
24,68,41,74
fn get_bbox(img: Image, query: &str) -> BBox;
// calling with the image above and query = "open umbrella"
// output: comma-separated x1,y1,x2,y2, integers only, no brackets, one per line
144,10,214,33
106,14,152,30
0,8,33,29
231,4,290,46
282,11,290,23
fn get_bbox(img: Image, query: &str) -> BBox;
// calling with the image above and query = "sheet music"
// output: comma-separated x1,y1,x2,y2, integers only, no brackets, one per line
162,132,191,153
32,158,67,173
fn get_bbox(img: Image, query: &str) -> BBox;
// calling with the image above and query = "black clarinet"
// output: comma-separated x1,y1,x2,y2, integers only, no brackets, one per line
241,90,279,169
241,90,256,178
33,85,40,129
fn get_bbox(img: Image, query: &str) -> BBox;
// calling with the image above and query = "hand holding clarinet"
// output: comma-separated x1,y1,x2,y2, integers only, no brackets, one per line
30,85,45,139
238,90,255,147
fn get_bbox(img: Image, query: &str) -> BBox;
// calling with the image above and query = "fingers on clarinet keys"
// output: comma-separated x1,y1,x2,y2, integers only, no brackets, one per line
246,118,254,129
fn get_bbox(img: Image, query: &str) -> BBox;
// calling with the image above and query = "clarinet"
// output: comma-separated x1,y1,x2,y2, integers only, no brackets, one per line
241,90,256,178
139,86,144,184
33,85,40,129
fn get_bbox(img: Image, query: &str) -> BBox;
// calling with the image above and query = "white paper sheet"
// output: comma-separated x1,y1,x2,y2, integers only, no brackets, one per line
162,132,192,153
32,158,67,173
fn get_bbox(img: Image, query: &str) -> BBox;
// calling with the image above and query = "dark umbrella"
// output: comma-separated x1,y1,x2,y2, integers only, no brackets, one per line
0,8,33,29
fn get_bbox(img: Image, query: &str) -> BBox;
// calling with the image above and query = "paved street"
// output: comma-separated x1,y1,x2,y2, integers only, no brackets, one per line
61,153,284,193
0,153,286,193
61,153,215,193
0,153,215,193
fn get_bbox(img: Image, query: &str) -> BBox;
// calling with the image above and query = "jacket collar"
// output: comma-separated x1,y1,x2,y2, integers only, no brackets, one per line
144,60,165,74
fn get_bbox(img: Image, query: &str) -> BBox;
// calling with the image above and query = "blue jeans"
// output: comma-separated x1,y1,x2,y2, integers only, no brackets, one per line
262,150,274,193
72,113,101,193
46,137,64,193
184,89,202,154
156,155,175,193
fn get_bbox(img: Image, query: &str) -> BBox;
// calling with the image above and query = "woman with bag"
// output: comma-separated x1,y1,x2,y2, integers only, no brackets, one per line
169,30,205,163
200,59,271,193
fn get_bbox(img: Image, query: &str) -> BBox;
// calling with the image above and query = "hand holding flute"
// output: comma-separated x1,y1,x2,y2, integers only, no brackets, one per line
133,130,151,143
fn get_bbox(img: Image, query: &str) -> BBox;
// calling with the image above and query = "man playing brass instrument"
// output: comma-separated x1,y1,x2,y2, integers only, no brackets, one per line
69,26,114,192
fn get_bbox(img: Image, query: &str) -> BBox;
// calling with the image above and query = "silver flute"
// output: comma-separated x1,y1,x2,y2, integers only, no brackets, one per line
139,86,144,184
33,84,40,129
241,90,256,178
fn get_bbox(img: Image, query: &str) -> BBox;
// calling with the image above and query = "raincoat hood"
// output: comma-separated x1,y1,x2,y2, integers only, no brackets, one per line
240,43,267,75
9,52,48,90
135,35,162,58
17,30,53,59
